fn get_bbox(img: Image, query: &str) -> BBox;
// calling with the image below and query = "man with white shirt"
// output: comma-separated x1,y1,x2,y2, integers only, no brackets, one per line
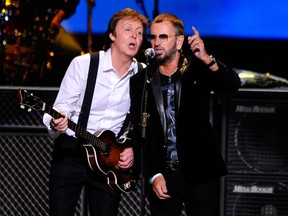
42,8,148,216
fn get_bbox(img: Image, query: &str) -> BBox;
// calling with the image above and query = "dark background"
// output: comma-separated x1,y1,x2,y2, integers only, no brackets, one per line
67,0,288,80
1,0,288,86
80,34,288,80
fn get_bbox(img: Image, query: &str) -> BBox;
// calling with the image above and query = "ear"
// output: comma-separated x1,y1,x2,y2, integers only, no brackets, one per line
109,32,116,41
176,35,185,50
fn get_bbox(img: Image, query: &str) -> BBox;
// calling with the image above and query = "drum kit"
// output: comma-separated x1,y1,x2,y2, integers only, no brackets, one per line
0,0,55,85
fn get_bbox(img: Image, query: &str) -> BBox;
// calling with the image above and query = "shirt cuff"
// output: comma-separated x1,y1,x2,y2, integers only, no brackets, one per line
149,173,162,184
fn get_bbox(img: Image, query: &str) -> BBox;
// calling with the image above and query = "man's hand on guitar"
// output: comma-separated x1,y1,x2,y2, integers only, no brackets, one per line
50,111,68,132
18,88,137,193
118,147,134,170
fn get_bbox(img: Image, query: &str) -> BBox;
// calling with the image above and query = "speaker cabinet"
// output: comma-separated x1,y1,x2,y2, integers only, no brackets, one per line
220,89,288,216
224,175,288,216
0,88,85,215
1,87,173,216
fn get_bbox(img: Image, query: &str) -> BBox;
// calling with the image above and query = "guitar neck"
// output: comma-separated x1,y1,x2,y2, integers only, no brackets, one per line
42,103,107,153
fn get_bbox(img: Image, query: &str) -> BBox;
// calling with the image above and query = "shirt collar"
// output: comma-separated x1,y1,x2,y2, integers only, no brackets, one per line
102,48,139,76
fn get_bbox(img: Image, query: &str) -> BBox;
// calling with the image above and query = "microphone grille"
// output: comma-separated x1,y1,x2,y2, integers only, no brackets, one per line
144,48,155,58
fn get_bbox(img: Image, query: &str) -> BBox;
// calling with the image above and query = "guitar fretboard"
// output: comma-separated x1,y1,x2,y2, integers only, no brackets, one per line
43,103,109,154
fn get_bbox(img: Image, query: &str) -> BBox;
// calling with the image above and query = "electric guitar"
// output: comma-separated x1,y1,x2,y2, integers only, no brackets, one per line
18,88,137,193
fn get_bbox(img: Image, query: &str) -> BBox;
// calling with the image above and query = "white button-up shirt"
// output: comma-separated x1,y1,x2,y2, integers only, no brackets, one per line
43,49,139,138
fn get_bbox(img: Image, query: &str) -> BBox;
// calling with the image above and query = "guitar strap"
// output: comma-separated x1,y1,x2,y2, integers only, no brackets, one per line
117,61,144,138
78,52,99,129
78,53,144,138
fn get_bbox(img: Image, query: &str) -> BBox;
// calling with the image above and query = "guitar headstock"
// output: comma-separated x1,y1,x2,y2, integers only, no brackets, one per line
18,88,45,112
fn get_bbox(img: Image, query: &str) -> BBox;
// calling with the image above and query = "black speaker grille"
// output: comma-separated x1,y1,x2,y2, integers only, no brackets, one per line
0,87,58,128
225,175,288,216
0,87,189,216
225,91,288,174
0,132,84,216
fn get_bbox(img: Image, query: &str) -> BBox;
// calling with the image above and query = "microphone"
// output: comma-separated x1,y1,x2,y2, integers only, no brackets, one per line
144,48,155,58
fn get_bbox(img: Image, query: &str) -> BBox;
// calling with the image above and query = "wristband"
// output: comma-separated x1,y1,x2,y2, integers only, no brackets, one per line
207,55,216,67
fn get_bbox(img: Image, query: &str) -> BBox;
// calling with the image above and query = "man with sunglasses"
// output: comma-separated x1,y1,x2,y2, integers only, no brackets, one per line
129,13,241,216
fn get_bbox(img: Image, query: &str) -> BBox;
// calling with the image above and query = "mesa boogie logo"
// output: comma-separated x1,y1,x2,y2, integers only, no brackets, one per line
235,105,275,113
233,185,274,194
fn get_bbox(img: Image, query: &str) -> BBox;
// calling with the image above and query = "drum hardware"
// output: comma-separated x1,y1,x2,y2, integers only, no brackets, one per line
1,2,57,86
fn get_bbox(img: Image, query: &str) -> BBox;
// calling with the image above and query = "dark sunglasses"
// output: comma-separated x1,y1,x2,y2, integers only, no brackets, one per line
147,34,179,42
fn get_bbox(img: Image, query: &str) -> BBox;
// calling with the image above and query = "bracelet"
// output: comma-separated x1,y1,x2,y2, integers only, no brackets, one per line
149,173,162,184
207,55,216,67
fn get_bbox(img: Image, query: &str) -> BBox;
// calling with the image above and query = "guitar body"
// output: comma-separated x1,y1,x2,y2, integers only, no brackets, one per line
83,130,137,193
18,88,137,193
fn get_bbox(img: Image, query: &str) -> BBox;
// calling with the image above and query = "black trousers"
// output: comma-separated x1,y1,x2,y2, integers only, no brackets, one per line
49,135,120,216
147,168,221,216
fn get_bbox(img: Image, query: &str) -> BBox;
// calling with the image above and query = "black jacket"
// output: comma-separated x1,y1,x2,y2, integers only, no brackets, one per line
130,54,241,183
